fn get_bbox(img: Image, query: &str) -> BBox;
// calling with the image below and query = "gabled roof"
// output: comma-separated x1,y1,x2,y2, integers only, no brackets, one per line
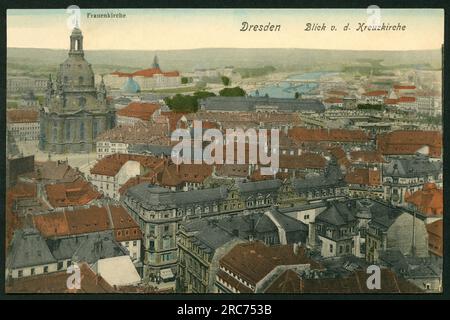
117,102,160,121
6,262,115,293
219,241,321,286
264,268,422,293
405,183,443,216
316,202,356,227
7,228,57,269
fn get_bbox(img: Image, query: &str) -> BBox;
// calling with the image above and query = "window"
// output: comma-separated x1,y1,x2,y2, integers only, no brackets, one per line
329,244,333,253
133,240,137,247
164,225,169,232
57,262,64,270
31,268,35,276
43,266,49,273
80,121,85,140
18,270,23,278
149,240,155,251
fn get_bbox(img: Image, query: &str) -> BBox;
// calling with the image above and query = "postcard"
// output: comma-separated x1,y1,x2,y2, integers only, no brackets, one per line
4,6,444,297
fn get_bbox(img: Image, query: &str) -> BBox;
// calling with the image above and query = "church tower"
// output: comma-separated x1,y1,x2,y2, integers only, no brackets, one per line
39,28,116,154
152,55,160,69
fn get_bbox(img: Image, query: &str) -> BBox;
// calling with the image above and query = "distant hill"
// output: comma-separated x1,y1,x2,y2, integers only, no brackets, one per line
7,47,442,77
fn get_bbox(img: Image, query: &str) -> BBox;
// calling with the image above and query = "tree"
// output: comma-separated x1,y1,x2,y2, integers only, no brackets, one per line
164,94,198,113
164,91,216,113
181,77,189,84
193,91,216,99
219,86,246,97
221,76,230,86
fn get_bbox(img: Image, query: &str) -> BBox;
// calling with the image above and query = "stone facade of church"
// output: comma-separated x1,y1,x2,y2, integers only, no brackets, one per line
39,27,116,154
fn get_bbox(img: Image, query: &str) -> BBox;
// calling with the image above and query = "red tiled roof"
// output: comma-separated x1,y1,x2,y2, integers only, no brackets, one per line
377,130,442,157
327,90,348,97
289,128,369,143
345,167,381,186
398,96,416,103
384,98,398,105
349,150,385,164
117,102,160,121
111,71,132,78
323,97,343,104
363,90,388,97
405,183,443,216
7,110,39,123
6,263,115,293
394,85,416,90
33,205,141,241
219,242,322,287
161,112,187,132
109,205,142,242
158,163,213,187
45,179,101,208
265,269,422,293
119,173,159,195
112,68,180,78
279,153,327,170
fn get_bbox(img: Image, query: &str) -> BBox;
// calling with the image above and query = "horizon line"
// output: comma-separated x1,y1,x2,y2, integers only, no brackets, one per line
7,46,444,52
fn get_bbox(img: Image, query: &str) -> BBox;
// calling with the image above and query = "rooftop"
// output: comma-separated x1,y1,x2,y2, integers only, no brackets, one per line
117,102,160,121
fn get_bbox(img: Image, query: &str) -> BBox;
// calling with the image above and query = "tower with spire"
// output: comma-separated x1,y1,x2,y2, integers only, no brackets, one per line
152,55,160,69
39,27,116,154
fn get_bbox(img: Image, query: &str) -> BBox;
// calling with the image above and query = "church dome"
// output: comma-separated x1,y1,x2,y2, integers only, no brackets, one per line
122,77,141,93
57,28,95,90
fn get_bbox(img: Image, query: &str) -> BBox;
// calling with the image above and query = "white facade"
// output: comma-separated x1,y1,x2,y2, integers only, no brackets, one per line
90,160,144,200
7,77,48,93
96,141,129,159
7,121,40,142
120,239,142,262
92,255,141,287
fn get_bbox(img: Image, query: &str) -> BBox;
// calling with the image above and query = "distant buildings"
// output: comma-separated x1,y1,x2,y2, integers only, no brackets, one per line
7,77,48,94
105,55,181,90
7,110,40,142
199,96,325,113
